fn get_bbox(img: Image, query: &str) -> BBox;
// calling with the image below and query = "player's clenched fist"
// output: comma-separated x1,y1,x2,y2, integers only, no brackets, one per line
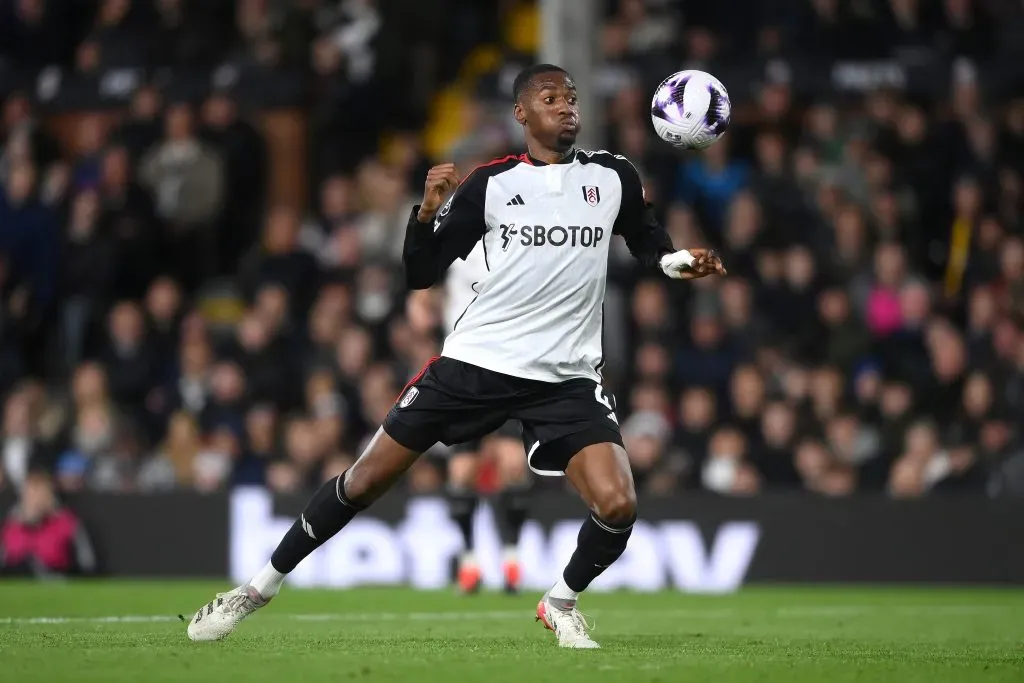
418,163,461,222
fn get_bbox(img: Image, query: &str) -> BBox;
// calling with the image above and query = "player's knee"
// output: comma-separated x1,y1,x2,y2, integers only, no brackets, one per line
592,487,637,528
340,468,377,506
342,458,394,506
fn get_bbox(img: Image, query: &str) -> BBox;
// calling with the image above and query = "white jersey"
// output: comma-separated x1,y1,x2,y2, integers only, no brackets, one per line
403,149,671,383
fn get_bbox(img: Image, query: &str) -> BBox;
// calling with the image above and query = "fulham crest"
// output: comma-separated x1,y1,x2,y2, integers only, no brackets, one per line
399,387,419,408
583,185,601,207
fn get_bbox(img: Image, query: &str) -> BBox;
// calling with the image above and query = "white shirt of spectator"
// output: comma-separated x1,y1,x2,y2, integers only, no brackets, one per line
443,241,488,336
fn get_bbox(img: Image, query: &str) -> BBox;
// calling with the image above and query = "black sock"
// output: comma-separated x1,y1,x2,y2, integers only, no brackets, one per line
562,514,635,592
447,487,478,554
270,472,364,573
498,484,531,548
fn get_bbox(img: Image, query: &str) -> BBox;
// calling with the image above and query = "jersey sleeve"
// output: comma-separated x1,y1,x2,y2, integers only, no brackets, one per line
402,172,487,289
612,157,675,269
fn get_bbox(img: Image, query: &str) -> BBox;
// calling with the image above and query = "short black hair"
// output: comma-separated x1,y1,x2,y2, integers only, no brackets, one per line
512,64,571,102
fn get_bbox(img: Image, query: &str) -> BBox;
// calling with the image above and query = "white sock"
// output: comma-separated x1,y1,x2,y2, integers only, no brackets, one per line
502,546,518,564
249,561,287,598
459,550,478,567
548,577,579,603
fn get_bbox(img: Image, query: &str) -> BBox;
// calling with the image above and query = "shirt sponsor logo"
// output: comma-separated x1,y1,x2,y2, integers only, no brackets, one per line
499,225,606,249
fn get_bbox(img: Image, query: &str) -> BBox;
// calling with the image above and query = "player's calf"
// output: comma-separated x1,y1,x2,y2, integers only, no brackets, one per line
493,431,530,594
447,450,482,594
449,486,482,594
497,483,530,594
269,472,366,577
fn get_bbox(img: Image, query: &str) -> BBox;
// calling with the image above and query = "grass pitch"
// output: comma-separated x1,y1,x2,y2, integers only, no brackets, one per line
1,581,1022,682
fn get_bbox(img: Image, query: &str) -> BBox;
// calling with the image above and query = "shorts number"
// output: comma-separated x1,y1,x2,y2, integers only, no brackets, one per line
594,385,615,411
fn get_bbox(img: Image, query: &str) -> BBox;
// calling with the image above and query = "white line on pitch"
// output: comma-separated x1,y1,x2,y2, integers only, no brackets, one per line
0,604,1012,626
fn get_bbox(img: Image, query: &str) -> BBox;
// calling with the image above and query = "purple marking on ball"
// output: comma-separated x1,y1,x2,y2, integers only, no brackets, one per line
704,81,730,135
651,75,690,123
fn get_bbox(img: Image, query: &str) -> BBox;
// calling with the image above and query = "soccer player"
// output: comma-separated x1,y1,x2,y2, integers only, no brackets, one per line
437,242,531,595
448,425,529,595
187,64,725,649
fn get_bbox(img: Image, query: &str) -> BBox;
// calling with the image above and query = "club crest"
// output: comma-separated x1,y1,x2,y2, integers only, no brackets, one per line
583,185,601,207
439,195,454,217
399,387,419,408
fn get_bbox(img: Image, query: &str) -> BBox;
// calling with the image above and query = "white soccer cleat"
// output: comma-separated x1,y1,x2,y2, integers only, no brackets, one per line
186,585,269,642
535,592,600,649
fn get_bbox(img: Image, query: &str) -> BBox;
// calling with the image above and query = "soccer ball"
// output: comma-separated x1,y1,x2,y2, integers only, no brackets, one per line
650,70,731,150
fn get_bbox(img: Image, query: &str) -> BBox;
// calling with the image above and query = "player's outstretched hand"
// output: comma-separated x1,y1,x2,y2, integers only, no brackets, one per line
688,248,727,278
660,248,727,279
418,163,461,221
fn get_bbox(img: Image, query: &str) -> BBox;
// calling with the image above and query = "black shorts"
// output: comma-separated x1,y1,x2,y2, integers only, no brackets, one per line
449,419,522,455
384,357,622,476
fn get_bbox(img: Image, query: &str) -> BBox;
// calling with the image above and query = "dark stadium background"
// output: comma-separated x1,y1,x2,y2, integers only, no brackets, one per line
1,0,1024,585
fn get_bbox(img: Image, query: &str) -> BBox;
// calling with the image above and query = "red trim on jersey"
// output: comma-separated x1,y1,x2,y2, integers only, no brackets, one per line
395,356,440,402
519,153,533,165
457,155,522,186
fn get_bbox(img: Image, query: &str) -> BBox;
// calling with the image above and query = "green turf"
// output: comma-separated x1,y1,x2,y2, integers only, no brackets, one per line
1,582,1022,682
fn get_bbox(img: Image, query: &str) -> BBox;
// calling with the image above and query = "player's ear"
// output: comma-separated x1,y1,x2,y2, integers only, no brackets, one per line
513,102,526,126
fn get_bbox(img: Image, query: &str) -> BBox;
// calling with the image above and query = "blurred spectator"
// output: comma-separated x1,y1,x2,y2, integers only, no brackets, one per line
193,426,236,493
139,102,224,291
0,157,59,377
239,207,320,316
142,411,201,490
750,401,801,488
99,301,156,413
52,363,122,491
1,471,95,576
152,0,232,68
889,419,981,497
622,410,677,494
1,93,60,174
0,1,78,69
234,404,277,486
728,365,766,441
702,426,760,496
86,0,148,69
673,386,715,475
114,86,163,164
815,286,870,368
144,276,184,379
675,310,734,393
230,307,297,408
100,144,162,299
1,386,49,489
676,139,749,242
200,90,268,275
58,190,115,370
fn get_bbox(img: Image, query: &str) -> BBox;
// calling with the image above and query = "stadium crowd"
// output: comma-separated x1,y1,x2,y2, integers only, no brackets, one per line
1,0,1023,503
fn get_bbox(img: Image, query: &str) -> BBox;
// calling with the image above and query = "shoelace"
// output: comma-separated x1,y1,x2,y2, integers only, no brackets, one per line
213,591,255,617
554,607,595,639
570,609,595,635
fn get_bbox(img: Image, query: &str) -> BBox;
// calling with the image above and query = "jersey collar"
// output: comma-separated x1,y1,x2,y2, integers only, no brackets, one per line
525,148,577,166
